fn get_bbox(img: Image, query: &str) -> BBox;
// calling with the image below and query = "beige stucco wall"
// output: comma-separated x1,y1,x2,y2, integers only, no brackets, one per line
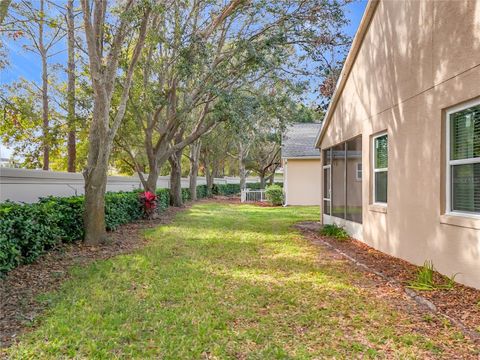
284,158,321,206
319,0,480,288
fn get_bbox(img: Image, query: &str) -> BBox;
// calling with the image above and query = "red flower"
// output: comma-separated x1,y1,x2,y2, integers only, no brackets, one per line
140,191,157,212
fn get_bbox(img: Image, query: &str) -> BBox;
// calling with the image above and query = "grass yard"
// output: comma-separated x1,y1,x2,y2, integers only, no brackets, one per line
4,203,476,359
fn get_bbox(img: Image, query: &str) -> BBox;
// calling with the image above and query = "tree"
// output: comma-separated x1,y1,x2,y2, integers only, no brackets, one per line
200,124,235,195
246,133,281,188
168,129,185,207
80,0,152,244
65,0,76,172
187,139,202,201
6,0,65,170
118,0,248,194
119,0,351,195
0,0,10,25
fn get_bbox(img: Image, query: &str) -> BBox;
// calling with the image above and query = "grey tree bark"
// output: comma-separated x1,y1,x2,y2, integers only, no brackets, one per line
81,0,150,244
66,0,76,172
39,0,49,170
259,174,266,189
238,141,248,190
188,140,201,201
267,173,275,185
169,149,183,207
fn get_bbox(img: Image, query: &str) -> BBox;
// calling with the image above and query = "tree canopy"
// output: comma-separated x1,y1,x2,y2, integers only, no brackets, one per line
0,0,351,243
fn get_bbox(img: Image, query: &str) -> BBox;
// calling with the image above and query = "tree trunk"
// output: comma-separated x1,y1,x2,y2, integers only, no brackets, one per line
66,0,76,172
189,141,201,201
84,165,108,245
204,160,214,196
83,96,110,245
169,150,183,207
259,174,266,189
39,0,49,170
268,173,275,185
239,161,246,190
80,1,150,245
145,164,159,193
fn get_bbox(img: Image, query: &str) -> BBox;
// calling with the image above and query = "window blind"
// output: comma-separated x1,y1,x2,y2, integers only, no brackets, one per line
450,105,480,160
452,164,480,213
449,103,480,213
375,135,388,169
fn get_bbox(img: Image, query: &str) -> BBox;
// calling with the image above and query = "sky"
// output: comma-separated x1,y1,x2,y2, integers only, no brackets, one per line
0,0,368,160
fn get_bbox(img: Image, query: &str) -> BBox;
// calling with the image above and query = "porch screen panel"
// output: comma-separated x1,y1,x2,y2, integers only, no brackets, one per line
323,166,331,215
331,143,346,218
346,136,362,223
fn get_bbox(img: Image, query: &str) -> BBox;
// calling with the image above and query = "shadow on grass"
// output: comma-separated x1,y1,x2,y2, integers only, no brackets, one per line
5,203,473,359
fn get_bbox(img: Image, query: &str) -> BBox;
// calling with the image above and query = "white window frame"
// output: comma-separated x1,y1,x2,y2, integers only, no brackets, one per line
372,132,388,206
322,148,332,216
356,162,362,181
445,98,480,219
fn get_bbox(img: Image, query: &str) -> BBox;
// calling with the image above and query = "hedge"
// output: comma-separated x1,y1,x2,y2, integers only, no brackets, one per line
213,183,241,196
0,185,220,274
246,182,283,190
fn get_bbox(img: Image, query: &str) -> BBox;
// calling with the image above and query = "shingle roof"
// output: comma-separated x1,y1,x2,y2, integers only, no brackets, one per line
282,123,322,158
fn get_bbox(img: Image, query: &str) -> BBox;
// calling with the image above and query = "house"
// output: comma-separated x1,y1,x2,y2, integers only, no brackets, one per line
282,123,322,205
315,0,480,288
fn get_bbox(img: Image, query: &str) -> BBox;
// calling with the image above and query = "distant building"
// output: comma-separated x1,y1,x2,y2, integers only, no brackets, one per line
0,157,18,168
281,123,321,205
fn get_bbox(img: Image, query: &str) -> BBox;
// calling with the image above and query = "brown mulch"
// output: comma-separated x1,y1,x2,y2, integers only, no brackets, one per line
296,221,480,346
0,203,195,349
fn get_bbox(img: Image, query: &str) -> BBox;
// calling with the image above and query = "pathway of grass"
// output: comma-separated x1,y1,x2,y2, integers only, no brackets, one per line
5,203,477,358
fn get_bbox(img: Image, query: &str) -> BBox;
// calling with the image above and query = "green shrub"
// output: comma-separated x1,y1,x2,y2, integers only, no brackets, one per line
181,188,191,203
265,184,284,206
246,182,283,190
319,224,349,240
155,189,170,211
39,196,85,242
214,184,241,196
196,185,208,199
407,260,457,291
0,201,63,272
104,191,143,231
0,183,234,274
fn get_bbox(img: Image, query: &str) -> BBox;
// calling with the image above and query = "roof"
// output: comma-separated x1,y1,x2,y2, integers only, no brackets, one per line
315,0,379,148
282,123,322,158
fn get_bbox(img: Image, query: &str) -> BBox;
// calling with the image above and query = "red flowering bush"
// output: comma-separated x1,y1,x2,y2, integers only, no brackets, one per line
139,191,157,218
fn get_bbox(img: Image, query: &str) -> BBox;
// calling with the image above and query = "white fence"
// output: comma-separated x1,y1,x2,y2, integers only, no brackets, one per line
241,189,266,203
0,168,259,203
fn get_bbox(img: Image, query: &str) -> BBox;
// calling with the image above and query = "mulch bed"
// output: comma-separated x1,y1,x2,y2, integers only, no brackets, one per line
0,202,196,348
296,222,480,345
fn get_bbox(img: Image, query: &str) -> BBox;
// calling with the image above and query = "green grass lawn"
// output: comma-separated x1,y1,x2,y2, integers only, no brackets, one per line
5,203,475,359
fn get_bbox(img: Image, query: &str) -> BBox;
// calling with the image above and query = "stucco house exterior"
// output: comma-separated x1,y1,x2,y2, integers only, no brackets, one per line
282,123,322,206
316,0,480,288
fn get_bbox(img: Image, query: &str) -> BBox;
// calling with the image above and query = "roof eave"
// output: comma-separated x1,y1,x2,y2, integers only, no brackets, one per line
315,0,380,149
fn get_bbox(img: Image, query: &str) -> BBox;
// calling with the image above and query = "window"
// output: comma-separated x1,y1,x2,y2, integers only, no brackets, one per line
322,135,363,223
447,101,480,216
356,163,362,181
373,133,388,204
